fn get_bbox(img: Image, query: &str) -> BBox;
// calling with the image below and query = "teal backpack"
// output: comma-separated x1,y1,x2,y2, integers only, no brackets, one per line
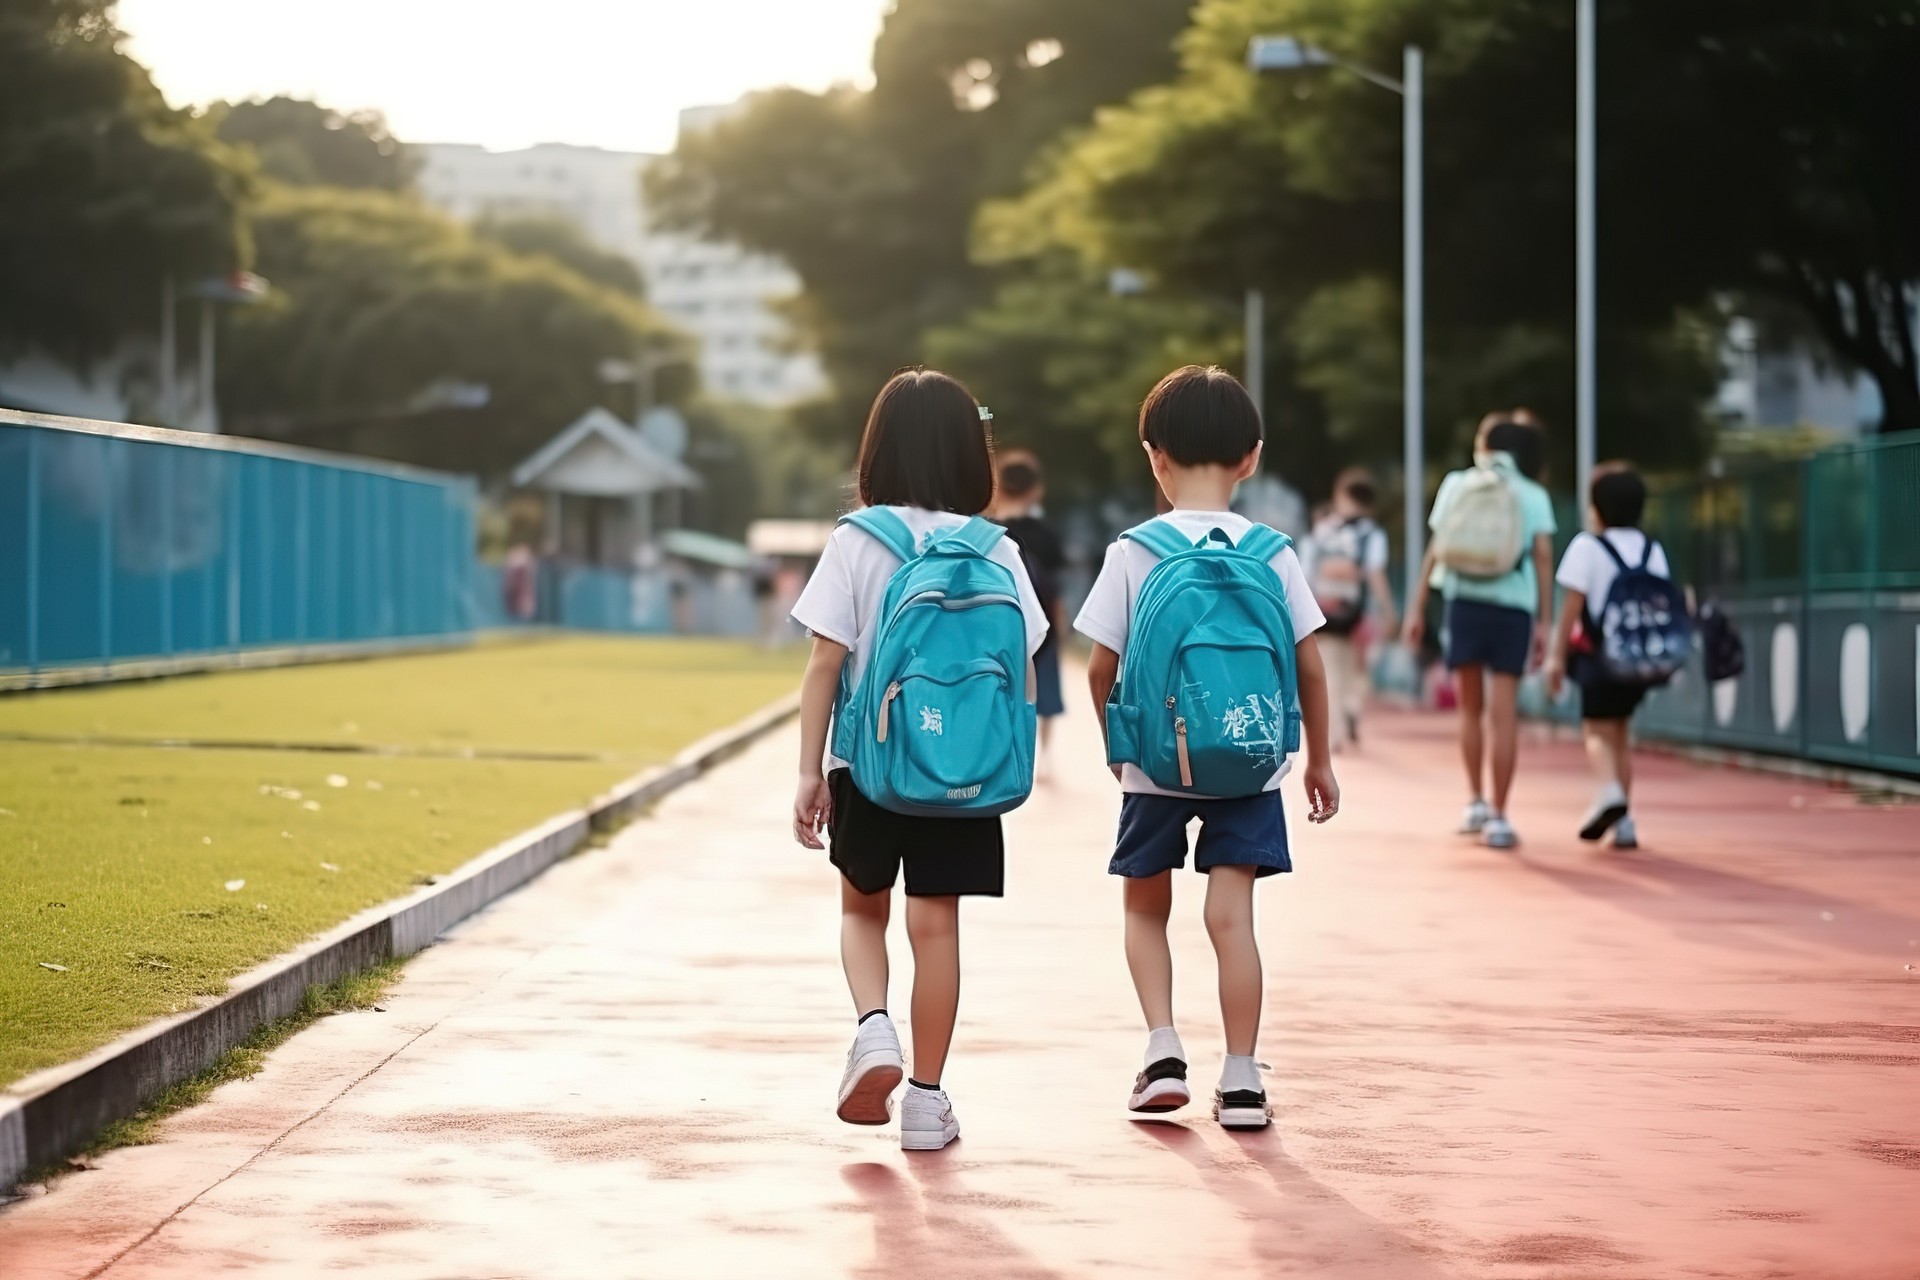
1105,521,1302,797
832,508,1037,818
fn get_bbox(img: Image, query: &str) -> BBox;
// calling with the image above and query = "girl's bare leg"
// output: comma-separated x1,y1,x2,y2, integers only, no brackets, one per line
840,878,890,1017
905,895,961,1085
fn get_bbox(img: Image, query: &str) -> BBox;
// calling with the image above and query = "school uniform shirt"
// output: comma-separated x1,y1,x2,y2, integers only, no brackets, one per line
1073,509,1326,797
1555,528,1671,613
791,506,1051,774
1427,453,1558,616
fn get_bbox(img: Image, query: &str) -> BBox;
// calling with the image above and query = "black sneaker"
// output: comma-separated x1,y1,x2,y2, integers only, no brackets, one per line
1128,1057,1191,1114
1212,1088,1273,1129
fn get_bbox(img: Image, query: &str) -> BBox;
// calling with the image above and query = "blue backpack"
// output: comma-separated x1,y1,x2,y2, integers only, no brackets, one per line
1105,521,1301,797
1590,535,1692,685
831,509,1037,817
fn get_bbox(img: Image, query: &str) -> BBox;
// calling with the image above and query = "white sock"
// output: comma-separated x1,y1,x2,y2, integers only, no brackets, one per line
1145,1026,1184,1067
1220,1054,1263,1093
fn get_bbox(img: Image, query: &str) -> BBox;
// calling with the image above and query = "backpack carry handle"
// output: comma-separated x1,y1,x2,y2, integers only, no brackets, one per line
925,515,1006,558
1121,519,1291,564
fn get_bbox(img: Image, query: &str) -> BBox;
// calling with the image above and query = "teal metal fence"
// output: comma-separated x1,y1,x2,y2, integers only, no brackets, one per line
1634,431,1919,776
1,411,477,680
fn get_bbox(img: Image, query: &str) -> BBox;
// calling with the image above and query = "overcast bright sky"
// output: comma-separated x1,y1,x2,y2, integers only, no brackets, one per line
118,0,889,154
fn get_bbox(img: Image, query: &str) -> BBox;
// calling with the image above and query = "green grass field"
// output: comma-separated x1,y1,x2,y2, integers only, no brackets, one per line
0,636,800,1085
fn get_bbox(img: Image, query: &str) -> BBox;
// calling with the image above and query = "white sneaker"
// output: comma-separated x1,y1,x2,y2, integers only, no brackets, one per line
1612,815,1639,850
836,1015,904,1126
1579,784,1629,842
1458,798,1492,834
1482,815,1518,849
900,1083,960,1150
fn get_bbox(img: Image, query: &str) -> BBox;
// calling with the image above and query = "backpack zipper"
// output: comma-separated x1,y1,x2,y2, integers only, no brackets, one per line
1174,715,1193,787
876,681,902,742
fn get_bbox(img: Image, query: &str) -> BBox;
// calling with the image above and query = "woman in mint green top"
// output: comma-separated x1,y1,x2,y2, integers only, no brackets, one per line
1404,415,1556,850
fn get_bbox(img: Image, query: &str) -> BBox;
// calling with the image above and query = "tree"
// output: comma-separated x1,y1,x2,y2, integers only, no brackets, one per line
211,95,418,191
475,213,645,298
0,0,248,363
645,0,1197,446
220,185,685,476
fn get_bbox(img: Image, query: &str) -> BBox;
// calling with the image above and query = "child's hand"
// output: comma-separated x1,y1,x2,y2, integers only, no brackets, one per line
1401,615,1424,649
793,773,832,849
1544,657,1566,701
1303,759,1341,823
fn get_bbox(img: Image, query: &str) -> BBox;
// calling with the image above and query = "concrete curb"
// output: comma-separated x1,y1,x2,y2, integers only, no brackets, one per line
0,691,799,1189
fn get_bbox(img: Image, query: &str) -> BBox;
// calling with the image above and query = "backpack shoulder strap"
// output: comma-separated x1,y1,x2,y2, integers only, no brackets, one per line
1637,534,1658,571
1120,519,1196,562
1234,523,1292,563
839,507,919,563
1591,531,1632,574
930,514,1006,558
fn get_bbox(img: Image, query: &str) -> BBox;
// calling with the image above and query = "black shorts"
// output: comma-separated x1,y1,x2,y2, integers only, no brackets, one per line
1571,654,1649,721
827,769,1004,898
1444,598,1533,676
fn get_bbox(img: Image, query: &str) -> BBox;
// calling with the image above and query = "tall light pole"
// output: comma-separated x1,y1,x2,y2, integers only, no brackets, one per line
1243,288,1265,432
1249,35,1424,611
1575,0,1598,510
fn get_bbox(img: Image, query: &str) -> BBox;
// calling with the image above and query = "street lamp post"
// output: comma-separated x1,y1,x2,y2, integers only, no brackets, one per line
1575,0,1597,512
1248,35,1424,614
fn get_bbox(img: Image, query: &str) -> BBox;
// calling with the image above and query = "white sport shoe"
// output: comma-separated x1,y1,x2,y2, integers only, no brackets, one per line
1579,784,1629,842
1458,798,1493,834
836,1015,904,1126
1482,815,1518,849
1128,1057,1191,1115
900,1083,960,1151
1612,814,1639,850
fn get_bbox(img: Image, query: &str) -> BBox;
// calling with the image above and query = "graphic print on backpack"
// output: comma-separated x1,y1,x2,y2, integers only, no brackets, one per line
834,509,1037,817
1106,522,1302,798
1592,536,1692,685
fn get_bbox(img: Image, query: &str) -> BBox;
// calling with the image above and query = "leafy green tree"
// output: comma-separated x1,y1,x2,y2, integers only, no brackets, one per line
211,95,418,191
646,0,1197,447
221,186,685,476
475,213,645,298
0,0,248,362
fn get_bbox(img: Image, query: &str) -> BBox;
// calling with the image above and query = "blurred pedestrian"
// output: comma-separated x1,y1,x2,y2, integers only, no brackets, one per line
789,369,1049,1152
991,449,1067,778
1545,462,1691,851
1302,468,1397,749
1403,413,1556,849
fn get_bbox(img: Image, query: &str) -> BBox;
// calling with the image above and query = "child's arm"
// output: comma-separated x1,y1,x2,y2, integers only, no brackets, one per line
1294,635,1340,823
1544,587,1584,701
1087,643,1121,781
1366,563,1400,636
1401,542,1439,646
793,636,848,849
1530,532,1555,669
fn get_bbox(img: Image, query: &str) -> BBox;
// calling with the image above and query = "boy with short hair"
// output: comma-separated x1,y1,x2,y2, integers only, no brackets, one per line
1076,365,1339,1130
1545,462,1672,850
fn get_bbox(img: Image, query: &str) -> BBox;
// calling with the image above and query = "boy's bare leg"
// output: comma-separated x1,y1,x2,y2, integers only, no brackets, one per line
1203,865,1262,1056
1488,673,1520,814
1584,718,1632,798
1456,665,1486,799
1123,872,1175,1028
905,894,960,1085
840,879,890,1016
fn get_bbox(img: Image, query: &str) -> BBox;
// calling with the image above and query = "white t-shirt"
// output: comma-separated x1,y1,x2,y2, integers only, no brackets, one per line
791,506,1050,773
1555,528,1671,618
1073,509,1326,796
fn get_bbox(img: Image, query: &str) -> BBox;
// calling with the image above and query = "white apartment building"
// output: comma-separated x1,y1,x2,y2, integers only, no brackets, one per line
415,123,826,408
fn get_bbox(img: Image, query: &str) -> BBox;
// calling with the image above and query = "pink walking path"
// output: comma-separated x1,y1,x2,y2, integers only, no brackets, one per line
2,704,1916,1278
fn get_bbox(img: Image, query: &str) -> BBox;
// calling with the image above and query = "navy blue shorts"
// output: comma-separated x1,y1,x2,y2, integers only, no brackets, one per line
1444,598,1533,676
1033,640,1065,718
1110,790,1291,879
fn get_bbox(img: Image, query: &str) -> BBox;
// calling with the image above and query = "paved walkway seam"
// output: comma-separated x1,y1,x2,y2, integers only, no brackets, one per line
0,691,800,1190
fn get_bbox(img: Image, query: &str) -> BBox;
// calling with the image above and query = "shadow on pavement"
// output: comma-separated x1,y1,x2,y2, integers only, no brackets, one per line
843,1159,1062,1280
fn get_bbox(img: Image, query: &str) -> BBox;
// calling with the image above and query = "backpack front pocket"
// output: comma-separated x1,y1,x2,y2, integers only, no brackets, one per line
881,659,1019,809
1168,644,1291,797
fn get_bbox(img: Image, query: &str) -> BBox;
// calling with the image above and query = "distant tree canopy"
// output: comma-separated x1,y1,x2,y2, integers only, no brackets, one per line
0,0,248,361
211,95,418,192
475,214,645,298
222,186,685,475
645,0,1197,443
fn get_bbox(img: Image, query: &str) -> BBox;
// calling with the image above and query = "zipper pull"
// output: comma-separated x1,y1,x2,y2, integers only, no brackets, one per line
877,681,902,742
1175,716,1193,787
1166,695,1176,709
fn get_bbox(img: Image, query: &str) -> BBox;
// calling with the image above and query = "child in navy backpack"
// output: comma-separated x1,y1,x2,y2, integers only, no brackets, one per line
790,369,1049,1151
1544,462,1677,850
1076,365,1339,1130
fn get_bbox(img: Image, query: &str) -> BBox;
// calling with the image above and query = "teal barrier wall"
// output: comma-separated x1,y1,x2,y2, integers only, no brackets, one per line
1,412,476,677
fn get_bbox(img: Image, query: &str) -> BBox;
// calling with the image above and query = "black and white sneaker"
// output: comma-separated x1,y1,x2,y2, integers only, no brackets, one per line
1212,1088,1273,1129
1128,1057,1191,1115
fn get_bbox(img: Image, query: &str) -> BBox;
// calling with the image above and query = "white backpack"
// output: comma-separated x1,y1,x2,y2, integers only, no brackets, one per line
1432,464,1525,578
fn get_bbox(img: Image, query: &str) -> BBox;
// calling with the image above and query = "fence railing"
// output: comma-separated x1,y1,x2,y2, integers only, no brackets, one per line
1634,431,1919,776
1,411,477,682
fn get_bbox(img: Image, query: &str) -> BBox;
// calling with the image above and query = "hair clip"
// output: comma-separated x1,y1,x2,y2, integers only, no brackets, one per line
978,405,993,421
